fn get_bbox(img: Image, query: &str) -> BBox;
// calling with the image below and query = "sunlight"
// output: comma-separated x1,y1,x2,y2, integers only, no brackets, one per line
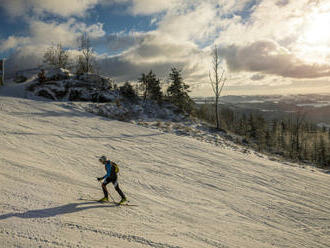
302,12,330,45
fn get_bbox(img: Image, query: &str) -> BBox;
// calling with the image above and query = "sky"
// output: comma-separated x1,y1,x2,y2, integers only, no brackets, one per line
0,0,330,96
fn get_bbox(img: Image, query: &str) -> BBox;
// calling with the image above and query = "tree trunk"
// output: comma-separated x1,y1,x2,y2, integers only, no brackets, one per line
215,95,220,129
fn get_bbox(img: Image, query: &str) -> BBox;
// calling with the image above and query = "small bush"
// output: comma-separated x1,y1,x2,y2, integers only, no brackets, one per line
14,75,28,83
38,69,47,83
119,82,138,101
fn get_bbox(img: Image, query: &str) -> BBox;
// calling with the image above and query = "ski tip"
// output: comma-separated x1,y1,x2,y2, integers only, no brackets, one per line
116,203,138,207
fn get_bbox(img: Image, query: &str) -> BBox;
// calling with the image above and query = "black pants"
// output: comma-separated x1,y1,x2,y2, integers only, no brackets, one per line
102,175,126,200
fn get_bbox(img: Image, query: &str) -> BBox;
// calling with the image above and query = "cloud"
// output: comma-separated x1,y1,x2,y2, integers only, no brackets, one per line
93,31,146,54
96,31,208,83
157,2,218,44
219,0,258,14
250,74,266,81
1,17,106,75
2,0,330,96
0,36,30,51
0,18,105,52
222,40,330,78
4,45,44,75
275,0,290,7
0,0,100,18
128,0,177,15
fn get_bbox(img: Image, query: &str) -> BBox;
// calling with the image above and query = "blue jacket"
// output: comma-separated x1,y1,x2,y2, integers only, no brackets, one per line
101,160,113,179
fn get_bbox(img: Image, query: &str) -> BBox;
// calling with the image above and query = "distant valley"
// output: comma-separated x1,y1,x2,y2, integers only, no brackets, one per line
194,94,330,127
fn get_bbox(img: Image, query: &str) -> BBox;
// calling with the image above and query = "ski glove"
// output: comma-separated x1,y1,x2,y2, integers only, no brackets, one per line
97,177,103,181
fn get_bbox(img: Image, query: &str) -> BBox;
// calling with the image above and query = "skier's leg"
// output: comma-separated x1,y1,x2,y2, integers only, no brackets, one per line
102,178,111,198
102,183,108,198
113,180,126,200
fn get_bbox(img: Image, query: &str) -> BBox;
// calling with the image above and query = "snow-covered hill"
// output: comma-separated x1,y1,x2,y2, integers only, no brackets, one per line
0,94,329,247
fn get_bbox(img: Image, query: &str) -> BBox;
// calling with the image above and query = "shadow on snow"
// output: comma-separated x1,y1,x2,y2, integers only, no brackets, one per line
0,201,116,220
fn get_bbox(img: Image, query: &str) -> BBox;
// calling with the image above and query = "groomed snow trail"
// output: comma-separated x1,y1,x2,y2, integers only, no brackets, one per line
0,96,329,248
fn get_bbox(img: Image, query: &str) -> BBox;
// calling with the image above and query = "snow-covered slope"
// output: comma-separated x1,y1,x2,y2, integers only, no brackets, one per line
0,95,329,248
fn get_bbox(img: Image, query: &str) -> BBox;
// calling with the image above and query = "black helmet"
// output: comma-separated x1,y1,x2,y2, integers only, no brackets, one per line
99,155,107,163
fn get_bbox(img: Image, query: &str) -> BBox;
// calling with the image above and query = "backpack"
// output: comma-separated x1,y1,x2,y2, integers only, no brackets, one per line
111,161,119,173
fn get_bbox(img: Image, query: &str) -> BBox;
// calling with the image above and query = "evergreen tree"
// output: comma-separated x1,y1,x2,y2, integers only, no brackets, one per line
138,70,162,104
119,82,138,101
149,77,162,104
255,115,267,151
239,114,248,136
247,113,257,139
167,67,193,113
138,73,148,101
318,136,327,166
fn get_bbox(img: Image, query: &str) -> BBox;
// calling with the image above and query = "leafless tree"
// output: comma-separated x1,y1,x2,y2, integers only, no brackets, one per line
77,33,95,74
43,43,70,69
209,45,226,130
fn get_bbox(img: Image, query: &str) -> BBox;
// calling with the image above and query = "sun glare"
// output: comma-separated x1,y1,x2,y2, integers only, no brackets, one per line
302,13,330,45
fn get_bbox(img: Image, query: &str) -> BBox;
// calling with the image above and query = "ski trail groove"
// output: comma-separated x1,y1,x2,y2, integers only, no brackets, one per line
63,222,182,248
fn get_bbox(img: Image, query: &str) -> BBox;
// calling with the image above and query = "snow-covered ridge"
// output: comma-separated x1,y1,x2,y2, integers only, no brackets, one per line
22,69,249,154
86,101,246,152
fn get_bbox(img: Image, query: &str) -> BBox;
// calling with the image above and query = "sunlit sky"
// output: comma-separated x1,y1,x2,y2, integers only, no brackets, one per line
1,0,330,96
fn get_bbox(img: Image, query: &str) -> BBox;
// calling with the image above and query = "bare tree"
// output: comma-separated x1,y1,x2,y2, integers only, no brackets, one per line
209,45,226,130
43,43,70,69
77,33,95,74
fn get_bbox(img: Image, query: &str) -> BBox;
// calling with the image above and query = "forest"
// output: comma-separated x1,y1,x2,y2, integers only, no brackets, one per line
196,103,330,168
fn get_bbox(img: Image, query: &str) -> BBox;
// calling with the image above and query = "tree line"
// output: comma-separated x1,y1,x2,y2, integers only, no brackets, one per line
196,104,330,168
121,68,194,113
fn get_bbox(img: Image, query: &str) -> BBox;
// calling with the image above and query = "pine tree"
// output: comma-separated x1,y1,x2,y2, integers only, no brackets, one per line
167,67,193,113
149,77,162,104
255,115,266,151
318,136,327,167
119,82,138,101
247,113,257,139
138,73,148,102
138,70,162,104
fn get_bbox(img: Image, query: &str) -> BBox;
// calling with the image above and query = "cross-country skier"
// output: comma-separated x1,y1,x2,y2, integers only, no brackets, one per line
97,155,127,204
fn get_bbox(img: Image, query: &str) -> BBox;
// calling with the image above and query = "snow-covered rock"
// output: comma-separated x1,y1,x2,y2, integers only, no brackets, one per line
78,73,113,88
27,79,117,102
45,68,71,81
26,70,117,102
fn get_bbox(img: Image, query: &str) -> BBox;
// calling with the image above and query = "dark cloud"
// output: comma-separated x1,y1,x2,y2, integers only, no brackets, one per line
275,0,290,7
96,32,207,83
222,40,330,79
93,32,146,53
250,74,265,81
97,55,183,82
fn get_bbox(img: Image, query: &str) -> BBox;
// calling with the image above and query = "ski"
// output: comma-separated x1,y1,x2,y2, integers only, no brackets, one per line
115,202,138,207
78,198,137,206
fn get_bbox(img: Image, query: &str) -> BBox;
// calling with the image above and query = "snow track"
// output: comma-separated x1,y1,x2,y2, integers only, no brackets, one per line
0,96,329,248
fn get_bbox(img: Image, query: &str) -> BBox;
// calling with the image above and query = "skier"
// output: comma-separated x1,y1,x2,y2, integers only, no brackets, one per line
97,155,127,204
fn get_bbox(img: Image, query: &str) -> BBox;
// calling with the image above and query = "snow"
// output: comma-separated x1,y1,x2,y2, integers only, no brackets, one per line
0,93,330,247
